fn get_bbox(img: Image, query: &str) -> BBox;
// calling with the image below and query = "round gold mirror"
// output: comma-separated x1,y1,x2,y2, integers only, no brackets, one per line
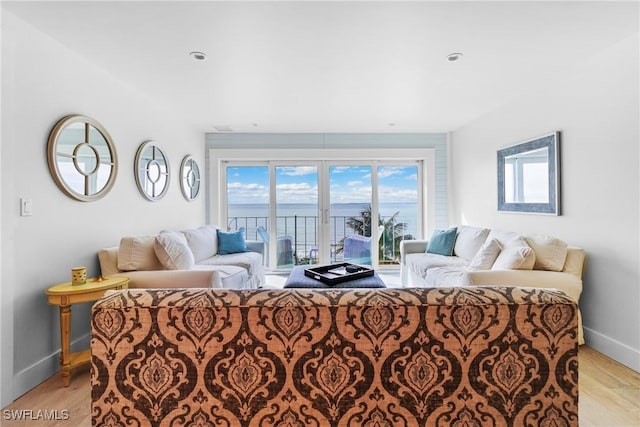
135,140,170,201
47,115,118,201
180,155,201,201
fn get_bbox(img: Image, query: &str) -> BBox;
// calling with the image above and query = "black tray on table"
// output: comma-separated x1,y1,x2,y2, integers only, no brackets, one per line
304,263,374,285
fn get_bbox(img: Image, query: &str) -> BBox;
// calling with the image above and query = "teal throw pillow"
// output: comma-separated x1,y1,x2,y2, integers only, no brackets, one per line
426,227,458,256
217,229,248,255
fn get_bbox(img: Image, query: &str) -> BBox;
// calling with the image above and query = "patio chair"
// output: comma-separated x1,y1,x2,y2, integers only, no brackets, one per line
256,226,294,267
344,234,372,265
343,227,384,265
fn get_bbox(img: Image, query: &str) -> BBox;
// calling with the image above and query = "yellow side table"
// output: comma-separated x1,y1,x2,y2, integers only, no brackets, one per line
46,275,129,386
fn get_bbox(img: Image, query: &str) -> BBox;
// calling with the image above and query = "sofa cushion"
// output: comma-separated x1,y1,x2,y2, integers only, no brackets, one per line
425,266,471,287
154,231,195,270
217,229,248,255
525,235,568,271
198,251,264,279
182,225,218,262
468,238,502,271
117,236,164,271
492,239,535,270
426,227,457,256
454,225,490,261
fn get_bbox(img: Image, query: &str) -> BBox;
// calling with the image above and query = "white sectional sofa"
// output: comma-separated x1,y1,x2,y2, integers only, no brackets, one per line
400,225,586,344
99,225,265,290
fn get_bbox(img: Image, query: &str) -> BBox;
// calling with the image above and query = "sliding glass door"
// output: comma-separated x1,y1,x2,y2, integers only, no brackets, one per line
223,159,421,270
225,165,269,236
328,165,373,265
377,165,419,265
274,165,318,268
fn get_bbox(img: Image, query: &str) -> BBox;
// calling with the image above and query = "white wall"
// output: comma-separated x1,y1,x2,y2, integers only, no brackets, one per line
450,34,640,371
1,11,206,404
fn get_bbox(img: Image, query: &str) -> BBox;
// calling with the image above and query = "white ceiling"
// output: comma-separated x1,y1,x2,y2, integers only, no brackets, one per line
4,1,638,133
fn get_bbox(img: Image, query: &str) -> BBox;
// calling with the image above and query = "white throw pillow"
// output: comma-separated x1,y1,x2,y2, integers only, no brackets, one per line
525,235,568,271
182,225,218,262
117,235,164,271
454,226,490,261
155,231,195,270
468,238,502,271
492,239,536,270
486,229,521,246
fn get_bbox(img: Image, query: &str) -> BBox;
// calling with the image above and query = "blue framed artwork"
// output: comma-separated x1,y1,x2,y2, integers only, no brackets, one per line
497,132,560,215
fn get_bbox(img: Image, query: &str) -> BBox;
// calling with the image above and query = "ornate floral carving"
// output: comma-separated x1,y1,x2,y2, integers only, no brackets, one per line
205,331,285,422
470,329,548,422
294,331,373,422
382,329,461,422
343,292,415,361
116,329,197,423
255,293,323,362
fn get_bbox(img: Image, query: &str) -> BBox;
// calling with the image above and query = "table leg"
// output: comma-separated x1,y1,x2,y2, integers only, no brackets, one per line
59,305,71,387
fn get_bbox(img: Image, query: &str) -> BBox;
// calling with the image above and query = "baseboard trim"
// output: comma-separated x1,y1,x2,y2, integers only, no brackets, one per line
583,326,640,372
13,333,91,398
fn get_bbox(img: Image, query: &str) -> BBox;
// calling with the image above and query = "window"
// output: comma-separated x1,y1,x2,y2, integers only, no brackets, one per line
212,149,433,270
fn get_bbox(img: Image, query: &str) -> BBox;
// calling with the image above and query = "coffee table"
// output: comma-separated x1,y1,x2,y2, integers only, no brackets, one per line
284,265,386,289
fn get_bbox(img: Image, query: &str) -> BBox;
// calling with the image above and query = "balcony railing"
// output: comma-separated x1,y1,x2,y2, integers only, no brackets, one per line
228,214,413,267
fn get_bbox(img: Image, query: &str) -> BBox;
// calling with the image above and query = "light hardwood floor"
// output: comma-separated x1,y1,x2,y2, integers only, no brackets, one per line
2,346,638,426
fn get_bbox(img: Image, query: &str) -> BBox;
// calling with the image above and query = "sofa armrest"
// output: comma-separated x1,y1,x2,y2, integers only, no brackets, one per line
564,247,586,279
399,240,429,286
116,270,222,289
400,240,429,264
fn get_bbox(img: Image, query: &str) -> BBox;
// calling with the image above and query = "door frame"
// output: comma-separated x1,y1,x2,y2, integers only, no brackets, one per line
210,148,436,268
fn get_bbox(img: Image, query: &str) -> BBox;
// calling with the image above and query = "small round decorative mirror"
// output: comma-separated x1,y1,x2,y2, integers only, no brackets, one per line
180,155,201,201
47,115,118,201
135,140,170,201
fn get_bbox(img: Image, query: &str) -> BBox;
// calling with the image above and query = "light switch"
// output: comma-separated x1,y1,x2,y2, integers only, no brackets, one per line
20,198,33,216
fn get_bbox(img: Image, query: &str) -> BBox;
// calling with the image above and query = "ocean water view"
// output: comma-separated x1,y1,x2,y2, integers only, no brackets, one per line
228,203,418,263
228,203,417,233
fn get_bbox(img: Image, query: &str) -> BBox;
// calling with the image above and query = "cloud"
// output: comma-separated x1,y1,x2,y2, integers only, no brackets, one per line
278,166,316,176
277,183,312,191
330,185,372,203
227,182,269,204
330,166,355,174
228,182,266,190
378,167,406,179
276,182,319,203
379,185,417,202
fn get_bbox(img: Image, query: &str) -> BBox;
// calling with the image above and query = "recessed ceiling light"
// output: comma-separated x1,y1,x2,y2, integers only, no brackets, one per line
189,51,207,61
447,52,463,62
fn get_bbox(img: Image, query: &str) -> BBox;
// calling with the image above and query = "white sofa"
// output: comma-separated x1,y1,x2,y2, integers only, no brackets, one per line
400,225,586,344
99,226,265,290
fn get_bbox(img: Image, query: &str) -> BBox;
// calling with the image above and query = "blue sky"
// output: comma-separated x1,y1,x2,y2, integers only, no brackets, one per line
227,165,418,204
